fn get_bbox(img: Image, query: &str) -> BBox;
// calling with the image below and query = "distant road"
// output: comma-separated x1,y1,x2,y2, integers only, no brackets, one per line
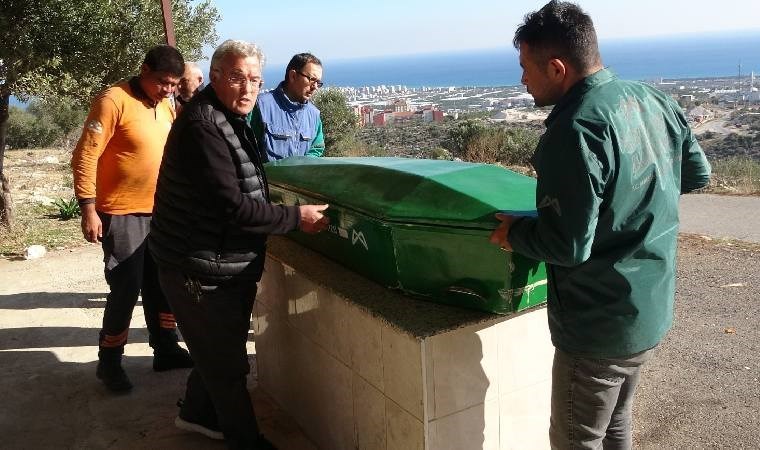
679,193,760,243
693,117,732,136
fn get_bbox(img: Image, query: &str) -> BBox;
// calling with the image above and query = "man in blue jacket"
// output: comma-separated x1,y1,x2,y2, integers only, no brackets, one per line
489,2,711,449
251,52,325,160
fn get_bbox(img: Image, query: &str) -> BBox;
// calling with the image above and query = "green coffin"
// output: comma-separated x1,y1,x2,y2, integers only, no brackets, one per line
265,157,547,315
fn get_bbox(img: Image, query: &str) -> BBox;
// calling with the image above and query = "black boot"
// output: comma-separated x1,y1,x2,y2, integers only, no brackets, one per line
151,329,194,372
175,398,224,440
253,434,277,450
96,352,133,393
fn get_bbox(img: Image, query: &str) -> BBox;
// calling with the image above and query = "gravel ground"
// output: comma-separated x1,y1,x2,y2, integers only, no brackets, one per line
1,235,756,449
634,235,760,449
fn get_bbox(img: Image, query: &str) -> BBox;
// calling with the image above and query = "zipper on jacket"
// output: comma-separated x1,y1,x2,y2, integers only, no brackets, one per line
215,229,228,272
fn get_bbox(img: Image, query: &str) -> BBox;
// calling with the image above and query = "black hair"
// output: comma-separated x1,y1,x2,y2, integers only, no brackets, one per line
143,45,185,77
284,53,322,82
513,1,601,73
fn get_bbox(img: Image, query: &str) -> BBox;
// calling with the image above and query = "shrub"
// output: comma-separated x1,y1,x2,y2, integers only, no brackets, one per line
445,119,488,153
52,197,81,220
6,98,87,150
426,147,452,160
498,127,539,165
709,156,760,194
451,124,539,165
700,131,717,140
325,135,386,157
6,106,62,149
312,88,358,150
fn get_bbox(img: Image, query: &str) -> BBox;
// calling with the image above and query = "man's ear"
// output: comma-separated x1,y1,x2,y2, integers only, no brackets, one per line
139,63,150,77
547,58,567,83
286,69,297,84
208,68,220,84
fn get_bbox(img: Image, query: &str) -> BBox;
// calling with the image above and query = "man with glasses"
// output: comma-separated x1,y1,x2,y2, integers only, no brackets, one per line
71,45,193,393
251,52,326,160
150,39,329,449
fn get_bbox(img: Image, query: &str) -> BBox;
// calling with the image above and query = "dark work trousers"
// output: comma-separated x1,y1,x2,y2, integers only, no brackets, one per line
98,212,177,360
157,265,261,449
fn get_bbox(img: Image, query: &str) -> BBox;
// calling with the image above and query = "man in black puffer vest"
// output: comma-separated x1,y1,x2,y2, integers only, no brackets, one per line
150,39,329,450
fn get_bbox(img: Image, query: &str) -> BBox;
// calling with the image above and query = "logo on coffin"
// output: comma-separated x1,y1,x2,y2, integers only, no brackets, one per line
351,230,368,250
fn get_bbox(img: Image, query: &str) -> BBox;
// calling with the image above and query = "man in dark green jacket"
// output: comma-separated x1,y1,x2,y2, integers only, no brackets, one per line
490,2,711,448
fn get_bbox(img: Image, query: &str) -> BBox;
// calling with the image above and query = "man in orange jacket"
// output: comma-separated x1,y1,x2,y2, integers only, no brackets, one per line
71,45,193,393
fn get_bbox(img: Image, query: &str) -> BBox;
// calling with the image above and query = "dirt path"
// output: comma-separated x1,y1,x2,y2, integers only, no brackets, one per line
2,191,759,449
0,245,314,450
2,236,758,449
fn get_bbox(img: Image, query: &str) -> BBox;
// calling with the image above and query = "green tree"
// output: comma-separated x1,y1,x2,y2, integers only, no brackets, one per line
444,119,488,154
27,98,86,140
6,105,61,149
6,98,88,149
446,121,539,165
0,0,220,228
312,88,358,152
497,127,540,165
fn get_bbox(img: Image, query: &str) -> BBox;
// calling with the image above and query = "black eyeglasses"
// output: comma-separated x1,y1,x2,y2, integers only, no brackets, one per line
296,71,324,88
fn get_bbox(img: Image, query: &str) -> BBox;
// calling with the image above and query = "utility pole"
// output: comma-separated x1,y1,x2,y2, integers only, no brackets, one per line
159,0,176,47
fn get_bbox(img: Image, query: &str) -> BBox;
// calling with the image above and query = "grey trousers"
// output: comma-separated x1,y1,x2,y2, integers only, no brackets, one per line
549,347,655,450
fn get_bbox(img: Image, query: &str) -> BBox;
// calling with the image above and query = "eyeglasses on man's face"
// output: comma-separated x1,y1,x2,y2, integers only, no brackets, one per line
225,71,264,90
296,70,324,88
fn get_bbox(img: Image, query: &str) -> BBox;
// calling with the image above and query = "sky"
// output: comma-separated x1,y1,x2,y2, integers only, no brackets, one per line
207,0,760,65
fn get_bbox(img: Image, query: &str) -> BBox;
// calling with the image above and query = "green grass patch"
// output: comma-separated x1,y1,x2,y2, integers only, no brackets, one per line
0,202,83,257
708,156,760,195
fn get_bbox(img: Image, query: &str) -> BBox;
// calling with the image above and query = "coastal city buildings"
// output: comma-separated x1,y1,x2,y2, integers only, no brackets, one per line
327,72,760,130
339,84,542,127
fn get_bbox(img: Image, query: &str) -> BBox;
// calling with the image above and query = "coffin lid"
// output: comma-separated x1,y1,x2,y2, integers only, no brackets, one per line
265,157,537,229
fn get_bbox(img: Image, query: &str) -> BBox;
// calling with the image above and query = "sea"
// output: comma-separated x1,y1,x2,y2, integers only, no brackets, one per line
263,31,760,89
8,31,760,108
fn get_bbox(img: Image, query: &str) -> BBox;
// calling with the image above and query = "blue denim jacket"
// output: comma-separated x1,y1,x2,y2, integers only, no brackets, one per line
251,82,324,161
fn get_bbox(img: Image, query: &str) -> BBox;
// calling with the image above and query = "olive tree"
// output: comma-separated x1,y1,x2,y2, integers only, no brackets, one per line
0,0,220,228
312,87,358,152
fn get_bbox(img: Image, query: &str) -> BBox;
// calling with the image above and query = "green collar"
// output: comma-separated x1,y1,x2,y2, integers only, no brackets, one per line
545,68,616,126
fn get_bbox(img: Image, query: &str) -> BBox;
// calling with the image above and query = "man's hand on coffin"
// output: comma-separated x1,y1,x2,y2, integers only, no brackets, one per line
489,213,515,251
299,204,330,234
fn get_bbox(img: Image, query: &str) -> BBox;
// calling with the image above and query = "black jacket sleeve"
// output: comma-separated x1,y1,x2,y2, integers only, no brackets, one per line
181,118,300,234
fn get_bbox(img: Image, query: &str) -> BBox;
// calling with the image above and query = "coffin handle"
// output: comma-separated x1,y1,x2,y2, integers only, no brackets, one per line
445,286,487,303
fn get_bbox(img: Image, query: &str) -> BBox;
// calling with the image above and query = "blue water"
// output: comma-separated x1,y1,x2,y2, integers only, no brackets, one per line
263,31,760,88
11,31,760,107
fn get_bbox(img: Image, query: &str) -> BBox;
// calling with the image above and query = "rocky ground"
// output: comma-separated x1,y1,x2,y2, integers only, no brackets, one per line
0,147,80,256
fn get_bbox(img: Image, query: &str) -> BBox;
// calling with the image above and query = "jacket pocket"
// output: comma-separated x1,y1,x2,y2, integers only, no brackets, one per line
265,123,292,140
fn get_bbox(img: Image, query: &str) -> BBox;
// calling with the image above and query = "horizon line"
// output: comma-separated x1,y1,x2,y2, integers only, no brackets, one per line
262,28,760,67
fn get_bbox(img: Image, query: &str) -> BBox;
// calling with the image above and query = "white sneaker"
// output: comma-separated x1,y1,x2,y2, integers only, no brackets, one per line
174,416,224,440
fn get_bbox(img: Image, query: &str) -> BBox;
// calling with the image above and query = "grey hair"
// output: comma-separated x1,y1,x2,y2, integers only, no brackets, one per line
210,39,265,72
